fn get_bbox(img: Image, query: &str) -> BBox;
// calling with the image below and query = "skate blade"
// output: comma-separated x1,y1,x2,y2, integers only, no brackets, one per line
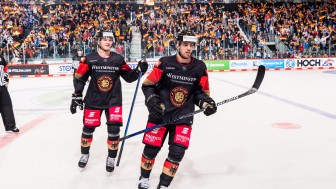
79,167,86,172
106,171,114,176
5,131,19,134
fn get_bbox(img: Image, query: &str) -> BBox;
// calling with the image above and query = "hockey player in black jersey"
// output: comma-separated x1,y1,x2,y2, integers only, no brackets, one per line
138,31,217,189
70,31,148,173
0,55,19,133
71,48,84,86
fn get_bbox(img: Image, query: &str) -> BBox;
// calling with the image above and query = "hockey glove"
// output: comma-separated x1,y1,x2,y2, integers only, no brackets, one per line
146,95,165,119
199,96,217,116
70,93,83,114
136,60,149,73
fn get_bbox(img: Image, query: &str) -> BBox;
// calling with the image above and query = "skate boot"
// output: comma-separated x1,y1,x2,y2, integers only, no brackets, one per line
157,183,168,189
138,176,150,189
78,154,90,169
6,127,20,132
106,156,115,173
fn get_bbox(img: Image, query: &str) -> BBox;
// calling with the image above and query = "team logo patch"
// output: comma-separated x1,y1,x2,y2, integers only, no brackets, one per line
170,87,188,107
97,75,113,92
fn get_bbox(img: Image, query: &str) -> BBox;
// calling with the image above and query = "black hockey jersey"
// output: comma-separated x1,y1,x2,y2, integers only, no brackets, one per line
74,52,139,109
143,55,210,125
72,55,84,69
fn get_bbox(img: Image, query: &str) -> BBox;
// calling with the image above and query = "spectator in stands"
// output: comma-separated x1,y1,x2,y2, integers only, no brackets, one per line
3,1,335,61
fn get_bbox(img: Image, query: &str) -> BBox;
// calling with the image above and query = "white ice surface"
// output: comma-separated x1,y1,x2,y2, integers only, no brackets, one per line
0,69,336,189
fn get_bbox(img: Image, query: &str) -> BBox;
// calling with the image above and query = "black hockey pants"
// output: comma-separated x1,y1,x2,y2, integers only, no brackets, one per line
0,86,16,130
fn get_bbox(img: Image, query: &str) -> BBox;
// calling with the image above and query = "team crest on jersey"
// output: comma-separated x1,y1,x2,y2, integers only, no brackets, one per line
170,86,188,107
97,75,113,92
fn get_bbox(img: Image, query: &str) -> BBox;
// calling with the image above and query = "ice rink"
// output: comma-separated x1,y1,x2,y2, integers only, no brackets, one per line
1,69,336,189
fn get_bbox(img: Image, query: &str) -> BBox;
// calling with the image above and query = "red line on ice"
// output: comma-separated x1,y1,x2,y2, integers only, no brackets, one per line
0,114,51,149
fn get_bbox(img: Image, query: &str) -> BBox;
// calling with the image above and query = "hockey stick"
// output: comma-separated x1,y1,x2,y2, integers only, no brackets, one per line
116,51,148,166
119,65,266,142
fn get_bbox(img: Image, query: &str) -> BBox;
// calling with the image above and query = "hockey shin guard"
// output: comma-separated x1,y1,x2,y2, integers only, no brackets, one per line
107,125,120,158
159,159,180,187
140,154,155,178
81,127,95,154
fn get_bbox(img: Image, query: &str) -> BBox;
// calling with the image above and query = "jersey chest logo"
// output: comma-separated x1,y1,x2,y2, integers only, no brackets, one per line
170,86,188,107
97,75,113,92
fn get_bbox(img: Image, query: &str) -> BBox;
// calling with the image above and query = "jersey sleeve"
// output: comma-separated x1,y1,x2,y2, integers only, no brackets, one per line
142,59,163,99
199,69,210,96
120,61,139,83
74,56,90,94
194,67,211,106
146,60,163,84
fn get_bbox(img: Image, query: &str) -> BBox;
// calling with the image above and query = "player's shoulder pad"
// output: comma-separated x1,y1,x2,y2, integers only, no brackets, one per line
85,52,96,59
194,58,207,69
110,51,124,61
157,55,175,67
84,52,101,64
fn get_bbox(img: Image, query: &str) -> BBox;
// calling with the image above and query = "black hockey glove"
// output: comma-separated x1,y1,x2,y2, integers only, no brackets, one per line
70,93,83,114
146,95,165,119
136,60,149,73
199,96,217,116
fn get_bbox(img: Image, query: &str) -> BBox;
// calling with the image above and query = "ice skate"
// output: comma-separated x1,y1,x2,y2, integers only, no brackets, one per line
6,127,20,133
78,154,90,171
106,156,115,175
138,176,150,189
